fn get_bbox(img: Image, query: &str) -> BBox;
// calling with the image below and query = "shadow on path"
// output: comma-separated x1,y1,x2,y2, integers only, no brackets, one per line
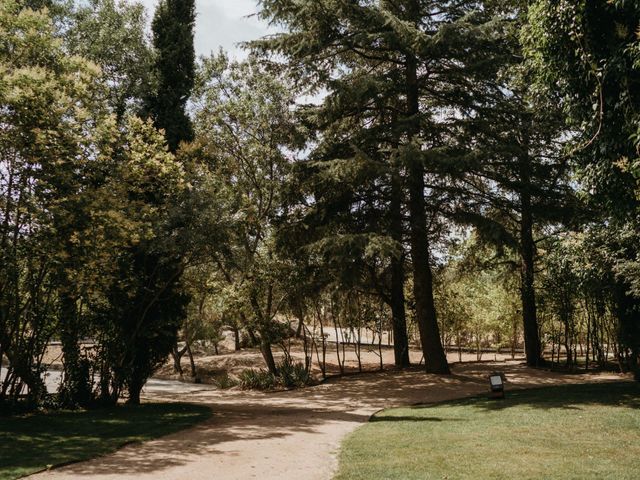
31,360,630,480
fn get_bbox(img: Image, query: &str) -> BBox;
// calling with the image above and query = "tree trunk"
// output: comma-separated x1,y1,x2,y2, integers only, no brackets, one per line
233,325,241,351
127,380,142,405
247,328,259,347
563,322,572,368
295,304,305,339
631,347,640,382
390,171,411,368
404,27,450,375
171,343,184,376
4,349,47,406
260,337,278,376
614,281,640,381
59,291,91,407
519,146,543,367
585,305,591,371
186,342,197,378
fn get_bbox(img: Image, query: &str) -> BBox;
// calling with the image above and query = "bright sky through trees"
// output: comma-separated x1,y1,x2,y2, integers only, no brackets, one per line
136,0,272,58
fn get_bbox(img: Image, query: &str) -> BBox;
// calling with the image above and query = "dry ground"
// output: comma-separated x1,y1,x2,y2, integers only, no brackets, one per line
30,359,628,480
154,333,521,384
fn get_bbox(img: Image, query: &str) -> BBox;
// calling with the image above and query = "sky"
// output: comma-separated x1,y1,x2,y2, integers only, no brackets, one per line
137,0,274,58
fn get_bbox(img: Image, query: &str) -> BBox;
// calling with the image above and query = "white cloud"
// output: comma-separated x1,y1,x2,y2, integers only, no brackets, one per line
135,0,273,58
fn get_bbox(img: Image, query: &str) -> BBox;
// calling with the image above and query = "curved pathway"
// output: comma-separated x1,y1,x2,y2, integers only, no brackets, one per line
31,361,626,480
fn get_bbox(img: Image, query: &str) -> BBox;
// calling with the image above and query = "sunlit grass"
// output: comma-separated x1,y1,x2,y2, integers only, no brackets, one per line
335,382,640,480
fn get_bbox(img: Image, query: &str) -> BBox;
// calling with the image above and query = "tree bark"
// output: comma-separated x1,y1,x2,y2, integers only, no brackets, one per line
247,328,259,347
403,15,450,374
233,325,241,351
390,170,410,368
260,337,278,376
59,291,91,406
186,341,197,378
295,311,304,339
519,149,543,367
127,378,143,405
171,343,185,375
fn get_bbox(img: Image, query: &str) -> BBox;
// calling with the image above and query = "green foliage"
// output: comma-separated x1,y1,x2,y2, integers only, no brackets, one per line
435,238,521,355
537,228,639,372
147,0,195,152
253,0,513,374
523,0,640,213
5,0,640,414
524,0,640,376
212,373,238,389
65,0,153,119
0,0,194,407
95,116,189,404
238,368,277,390
190,53,302,373
0,0,113,406
238,358,310,390
88,0,200,403
277,356,311,388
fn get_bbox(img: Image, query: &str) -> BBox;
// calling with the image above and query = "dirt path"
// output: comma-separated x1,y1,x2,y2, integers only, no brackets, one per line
31,361,627,480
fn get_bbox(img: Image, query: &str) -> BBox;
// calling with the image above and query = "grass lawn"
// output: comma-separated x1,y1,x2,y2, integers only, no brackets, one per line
0,402,211,480
335,382,640,480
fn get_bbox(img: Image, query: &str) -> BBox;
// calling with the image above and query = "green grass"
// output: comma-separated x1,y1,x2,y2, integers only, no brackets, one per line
0,403,211,480
335,382,640,480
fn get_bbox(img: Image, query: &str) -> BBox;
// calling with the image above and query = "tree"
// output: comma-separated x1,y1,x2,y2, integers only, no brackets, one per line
0,2,62,407
435,236,521,362
147,0,196,152
0,0,191,407
254,0,509,374
456,69,571,367
95,116,188,405
191,54,301,375
65,0,154,120
104,0,199,402
0,0,127,407
524,0,640,379
275,98,413,368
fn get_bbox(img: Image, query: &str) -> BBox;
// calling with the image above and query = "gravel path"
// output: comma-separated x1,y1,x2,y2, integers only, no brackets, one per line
30,361,626,480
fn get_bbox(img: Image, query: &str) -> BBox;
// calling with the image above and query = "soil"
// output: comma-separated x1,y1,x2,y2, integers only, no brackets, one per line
153,333,523,384
30,356,629,480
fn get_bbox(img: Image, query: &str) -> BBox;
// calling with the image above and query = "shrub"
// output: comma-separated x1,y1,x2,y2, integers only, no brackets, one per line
238,369,277,390
238,357,311,391
213,373,238,389
278,357,310,388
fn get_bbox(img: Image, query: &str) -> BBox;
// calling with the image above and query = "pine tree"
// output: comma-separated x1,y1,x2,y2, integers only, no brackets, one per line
449,3,573,365
457,88,571,367
254,0,507,374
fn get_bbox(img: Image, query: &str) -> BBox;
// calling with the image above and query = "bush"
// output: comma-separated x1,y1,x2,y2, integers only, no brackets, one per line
238,369,277,390
278,357,310,388
213,373,238,389
238,358,310,390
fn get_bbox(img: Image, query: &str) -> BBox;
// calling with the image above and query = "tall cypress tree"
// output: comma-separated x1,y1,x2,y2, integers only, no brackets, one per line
148,0,195,153
112,0,196,403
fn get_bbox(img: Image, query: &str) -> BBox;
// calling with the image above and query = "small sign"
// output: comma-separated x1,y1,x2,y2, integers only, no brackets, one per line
489,371,505,399
490,375,503,388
